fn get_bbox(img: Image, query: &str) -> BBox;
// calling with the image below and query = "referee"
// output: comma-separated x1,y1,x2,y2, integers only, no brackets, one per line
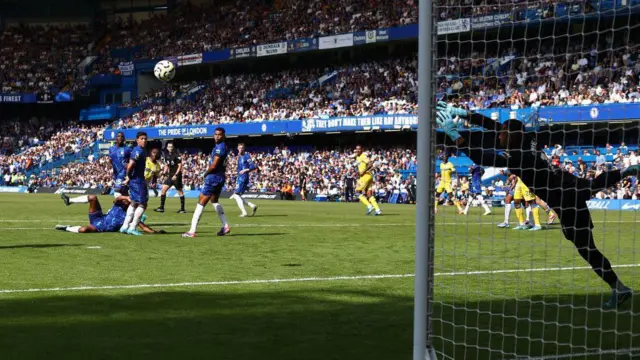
155,142,186,214
437,102,639,308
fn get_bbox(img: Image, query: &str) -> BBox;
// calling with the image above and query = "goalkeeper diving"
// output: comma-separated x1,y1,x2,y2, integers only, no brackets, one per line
436,101,639,308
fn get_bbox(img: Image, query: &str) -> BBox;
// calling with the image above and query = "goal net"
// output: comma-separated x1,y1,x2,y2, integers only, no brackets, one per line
430,1,639,359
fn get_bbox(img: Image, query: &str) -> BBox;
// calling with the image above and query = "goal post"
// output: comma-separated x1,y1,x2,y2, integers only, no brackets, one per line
421,1,639,359
414,0,437,359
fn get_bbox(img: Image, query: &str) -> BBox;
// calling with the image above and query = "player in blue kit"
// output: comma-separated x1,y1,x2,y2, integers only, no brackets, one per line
56,194,163,234
109,132,132,197
230,143,258,217
119,132,149,236
462,164,491,215
183,128,230,237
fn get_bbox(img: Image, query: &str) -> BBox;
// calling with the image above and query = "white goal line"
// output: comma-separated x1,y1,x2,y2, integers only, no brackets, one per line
1,263,638,295
520,346,640,360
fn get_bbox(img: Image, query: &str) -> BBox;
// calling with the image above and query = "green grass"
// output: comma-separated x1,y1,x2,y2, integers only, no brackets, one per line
0,194,638,359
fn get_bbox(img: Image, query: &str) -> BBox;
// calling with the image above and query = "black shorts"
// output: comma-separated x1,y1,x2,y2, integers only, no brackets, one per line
164,175,183,191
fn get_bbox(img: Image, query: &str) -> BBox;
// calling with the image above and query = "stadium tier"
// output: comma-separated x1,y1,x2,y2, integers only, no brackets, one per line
2,1,640,359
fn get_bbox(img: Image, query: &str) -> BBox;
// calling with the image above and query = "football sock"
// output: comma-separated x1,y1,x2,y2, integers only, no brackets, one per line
65,226,81,233
121,205,136,230
434,199,438,211
360,195,372,209
531,205,541,226
455,200,463,212
213,203,228,226
482,202,491,213
526,206,532,223
504,203,512,223
70,195,89,204
129,207,146,231
160,195,166,209
189,203,204,233
241,196,256,209
464,198,471,213
179,196,185,210
515,206,525,225
232,194,247,215
369,196,380,212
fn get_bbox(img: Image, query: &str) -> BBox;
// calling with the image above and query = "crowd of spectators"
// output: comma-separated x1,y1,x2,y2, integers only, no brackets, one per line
113,58,417,128
32,145,418,203
0,23,93,94
95,0,417,63
0,124,102,182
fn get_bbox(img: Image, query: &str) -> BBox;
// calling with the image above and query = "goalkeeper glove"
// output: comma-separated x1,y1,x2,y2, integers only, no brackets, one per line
436,110,461,141
436,101,468,118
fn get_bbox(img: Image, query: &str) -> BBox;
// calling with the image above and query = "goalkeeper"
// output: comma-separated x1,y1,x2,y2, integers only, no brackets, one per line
436,102,639,308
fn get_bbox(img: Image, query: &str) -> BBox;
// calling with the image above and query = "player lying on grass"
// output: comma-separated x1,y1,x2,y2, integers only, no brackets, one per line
56,194,165,234
437,102,640,308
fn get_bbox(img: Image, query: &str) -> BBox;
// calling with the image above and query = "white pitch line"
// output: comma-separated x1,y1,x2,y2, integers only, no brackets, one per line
523,347,640,360
1,263,639,295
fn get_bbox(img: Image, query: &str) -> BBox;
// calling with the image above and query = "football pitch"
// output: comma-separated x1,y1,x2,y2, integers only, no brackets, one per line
0,194,638,360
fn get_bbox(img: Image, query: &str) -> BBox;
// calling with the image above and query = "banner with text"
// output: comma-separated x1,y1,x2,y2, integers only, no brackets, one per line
287,38,318,53
318,33,354,49
301,114,418,132
472,13,513,29
257,42,288,57
103,121,301,140
177,53,203,66
437,18,471,35
229,46,256,59
477,103,640,124
587,199,640,211
353,29,391,45
118,61,135,76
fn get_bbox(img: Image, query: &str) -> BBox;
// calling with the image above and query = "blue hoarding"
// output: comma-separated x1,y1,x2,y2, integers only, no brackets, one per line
103,121,302,140
300,114,417,132
202,49,230,63
287,38,318,53
476,103,640,124
229,46,256,59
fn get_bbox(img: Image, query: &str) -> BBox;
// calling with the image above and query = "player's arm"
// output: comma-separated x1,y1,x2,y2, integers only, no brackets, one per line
138,221,167,234
123,158,136,185
203,155,222,177
360,157,374,176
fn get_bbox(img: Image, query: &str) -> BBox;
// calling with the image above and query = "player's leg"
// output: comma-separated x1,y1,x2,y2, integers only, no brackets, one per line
449,185,463,213
477,193,491,215
61,193,92,206
357,175,374,215
463,192,472,214
184,193,211,237
559,203,632,308
512,198,527,230
128,200,147,234
536,196,557,224
210,191,230,236
155,183,171,212
368,187,381,215
127,180,148,235
175,176,186,213
434,189,443,214
527,199,542,231
498,192,513,228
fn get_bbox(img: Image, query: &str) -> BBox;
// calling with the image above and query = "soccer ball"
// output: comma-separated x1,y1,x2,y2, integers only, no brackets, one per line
154,60,175,82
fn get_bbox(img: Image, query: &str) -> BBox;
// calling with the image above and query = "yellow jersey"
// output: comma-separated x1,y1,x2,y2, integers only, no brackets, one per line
356,153,372,176
440,162,455,182
144,157,162,182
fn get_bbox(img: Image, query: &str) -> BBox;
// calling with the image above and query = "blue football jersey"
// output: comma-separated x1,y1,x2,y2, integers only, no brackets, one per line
206,142,228,180
109,145,131,180
237,153,255,182
130,146,147,180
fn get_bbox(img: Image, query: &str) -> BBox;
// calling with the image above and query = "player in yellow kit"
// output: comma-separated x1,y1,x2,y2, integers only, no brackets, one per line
512,175,542,231
145,148,162,197
435,153,463,214
354,145,382,216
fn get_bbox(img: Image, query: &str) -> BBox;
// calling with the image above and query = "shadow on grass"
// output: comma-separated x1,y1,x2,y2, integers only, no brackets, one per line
0,290,638,359
0,244,82,250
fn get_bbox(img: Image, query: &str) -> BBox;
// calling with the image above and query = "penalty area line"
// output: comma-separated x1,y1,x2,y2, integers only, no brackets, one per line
1,263,639,295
